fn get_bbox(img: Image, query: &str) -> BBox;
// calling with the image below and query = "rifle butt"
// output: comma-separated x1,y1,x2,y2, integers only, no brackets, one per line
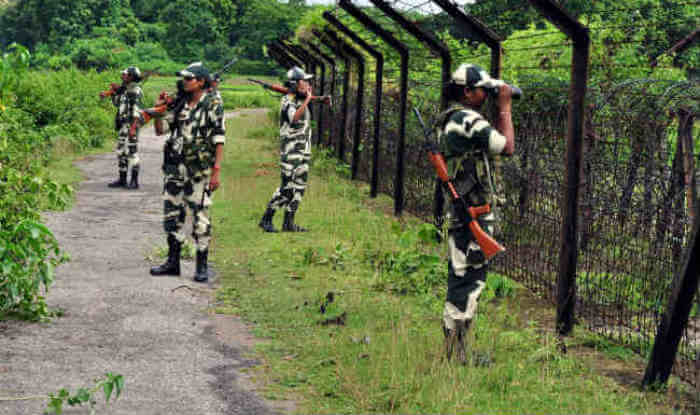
468,220,505,260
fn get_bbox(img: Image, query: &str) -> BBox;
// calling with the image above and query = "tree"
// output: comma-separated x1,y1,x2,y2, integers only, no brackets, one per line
159,0,228,62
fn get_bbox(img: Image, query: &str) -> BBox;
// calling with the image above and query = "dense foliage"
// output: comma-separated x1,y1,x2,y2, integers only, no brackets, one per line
0,44,115,319
0,0,313,74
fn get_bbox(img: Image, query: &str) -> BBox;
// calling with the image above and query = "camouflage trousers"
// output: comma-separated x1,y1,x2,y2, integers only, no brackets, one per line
266,137,310,213
443,213,495,330
116,125,140,173
162,161,212,252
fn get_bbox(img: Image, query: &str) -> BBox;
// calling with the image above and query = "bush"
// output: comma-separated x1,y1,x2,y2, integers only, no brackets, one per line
0,48,114,319
231,58,281,76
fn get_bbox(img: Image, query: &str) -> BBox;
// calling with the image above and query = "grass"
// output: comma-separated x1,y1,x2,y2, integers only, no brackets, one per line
210,109,694,414
141,75,280,110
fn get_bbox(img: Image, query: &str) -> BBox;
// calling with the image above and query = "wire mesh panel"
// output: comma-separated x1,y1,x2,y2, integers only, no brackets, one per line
308,0,700,387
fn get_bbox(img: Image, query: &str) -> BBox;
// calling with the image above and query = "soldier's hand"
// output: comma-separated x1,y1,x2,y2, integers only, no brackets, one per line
155,91,168,106
99,91,107,99
497,84,513,110
210,169,221,191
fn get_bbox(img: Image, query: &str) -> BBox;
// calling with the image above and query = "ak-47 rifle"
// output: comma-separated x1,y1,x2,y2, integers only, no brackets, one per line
248,78,332,104
128,79,187,138
414,107,505,260
99,82,125,99
212,57,238,84
99,68,159,99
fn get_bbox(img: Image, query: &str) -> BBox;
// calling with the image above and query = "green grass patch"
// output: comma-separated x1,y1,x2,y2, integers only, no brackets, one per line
211,111,685,414
141,75,280,110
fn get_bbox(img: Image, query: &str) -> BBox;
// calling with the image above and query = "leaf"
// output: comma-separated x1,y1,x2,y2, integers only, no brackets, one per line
76,388,91,403
103,381,114,403
115,375,124,398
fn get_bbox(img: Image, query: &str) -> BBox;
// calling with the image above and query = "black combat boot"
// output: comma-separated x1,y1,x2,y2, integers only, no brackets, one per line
193,250,209,283
150,235,181,276
258,208,278,233
282,210,307,232
108,171,127,188
443,320,469,364
127,168,139,189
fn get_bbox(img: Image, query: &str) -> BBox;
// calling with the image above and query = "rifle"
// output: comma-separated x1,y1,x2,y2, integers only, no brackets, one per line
99,82,125,99
212,57,238,83
248,78,332,104
413,107,505,260
128,79,187,138
99,68,159,99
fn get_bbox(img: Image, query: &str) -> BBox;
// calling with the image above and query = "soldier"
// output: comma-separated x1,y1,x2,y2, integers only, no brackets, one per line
209,72,223,101
259,66,313,233
148,62,226,283
435,63,514,363
102,66,144,189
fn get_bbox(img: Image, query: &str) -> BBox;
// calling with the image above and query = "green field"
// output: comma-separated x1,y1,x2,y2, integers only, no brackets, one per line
206,108,694,414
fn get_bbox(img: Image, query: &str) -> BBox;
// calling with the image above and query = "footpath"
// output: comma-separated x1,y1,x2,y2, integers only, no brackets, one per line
0,109,294,415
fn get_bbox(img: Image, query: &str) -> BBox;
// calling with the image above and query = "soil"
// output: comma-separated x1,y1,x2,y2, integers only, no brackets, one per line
0,109,296,414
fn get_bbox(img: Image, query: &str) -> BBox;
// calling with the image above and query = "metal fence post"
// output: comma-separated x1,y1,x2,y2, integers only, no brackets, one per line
323,11,384,197
339,0,409,216
296,42,327,146
527,0,591,336
312,29,349,157
304,40,336,147
322,26,365,180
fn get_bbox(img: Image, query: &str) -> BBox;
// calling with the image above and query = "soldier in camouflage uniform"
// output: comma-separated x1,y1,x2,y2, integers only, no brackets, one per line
259,66,313,233
435,63,515,363
148,62,226,283
210,72,223,101
104,66,144,189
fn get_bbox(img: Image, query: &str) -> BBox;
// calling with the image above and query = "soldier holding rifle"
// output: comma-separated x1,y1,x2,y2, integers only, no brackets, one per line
432,63,515,363
100,66,144,189
258,66,328,233
135,62,225,283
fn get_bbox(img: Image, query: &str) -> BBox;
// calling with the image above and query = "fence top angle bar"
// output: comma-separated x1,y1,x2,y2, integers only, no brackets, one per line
323,27,365,63
369,0,450,60
267,48,288,69
274,40,308,68
339,0,409,56
281,39,313,61
431,0,502,48
322,11,384,62
368,0,450,109
283,40,323,70
332,11,430,59
311,28,351,66
302,40,337,68
527,0,589,41
270,41,305,68
267,43,294,68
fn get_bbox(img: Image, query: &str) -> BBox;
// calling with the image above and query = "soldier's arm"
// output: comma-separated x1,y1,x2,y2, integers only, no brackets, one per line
111,91,120,107
444,110,504,156
495,86,514,156
292,94,312,123
210,100,225,191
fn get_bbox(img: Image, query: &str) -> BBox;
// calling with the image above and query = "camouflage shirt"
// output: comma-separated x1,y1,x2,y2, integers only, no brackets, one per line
112,82,143,131
279,94,311,142
161,92,226,171
436,104,506,228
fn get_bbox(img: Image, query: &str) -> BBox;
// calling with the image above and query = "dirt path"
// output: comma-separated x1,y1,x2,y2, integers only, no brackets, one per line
0,109,294,414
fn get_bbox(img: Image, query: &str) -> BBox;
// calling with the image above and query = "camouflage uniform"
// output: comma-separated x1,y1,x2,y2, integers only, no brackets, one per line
259,66,314,233
266,93,312,213
435,63,511,361
112,80,143,181
437,103,506,330
160,91,225,253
